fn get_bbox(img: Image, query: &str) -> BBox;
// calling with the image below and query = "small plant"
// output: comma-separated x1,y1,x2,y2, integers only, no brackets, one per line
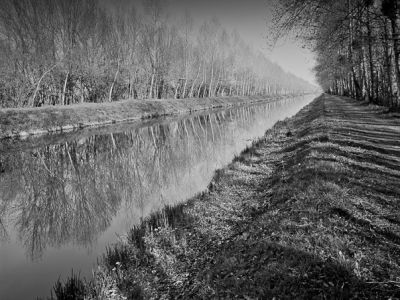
208,169,226,190
51,271,88,300
146,203,188,231
127,224,147,251
103,243,131,271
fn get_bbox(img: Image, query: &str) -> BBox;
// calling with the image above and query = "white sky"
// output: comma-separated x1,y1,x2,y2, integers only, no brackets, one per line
239,28,317,86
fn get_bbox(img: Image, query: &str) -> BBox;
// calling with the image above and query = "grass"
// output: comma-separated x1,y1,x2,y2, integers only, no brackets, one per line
103,244,132,271
47,272,89,300
232,142,261,163
48,94,400,299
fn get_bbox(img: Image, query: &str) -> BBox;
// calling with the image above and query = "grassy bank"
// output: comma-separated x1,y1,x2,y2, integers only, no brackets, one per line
51,94,400,299
0,95,291,140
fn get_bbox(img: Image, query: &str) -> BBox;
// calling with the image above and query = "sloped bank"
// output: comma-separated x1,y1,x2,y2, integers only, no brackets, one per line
0,95,292,140
51,94,400,299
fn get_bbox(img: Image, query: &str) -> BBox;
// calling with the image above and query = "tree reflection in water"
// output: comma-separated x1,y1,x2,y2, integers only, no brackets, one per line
0,97,305,261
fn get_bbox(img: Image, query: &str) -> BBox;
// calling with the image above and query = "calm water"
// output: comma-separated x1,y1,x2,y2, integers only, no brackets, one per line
0,95,315,299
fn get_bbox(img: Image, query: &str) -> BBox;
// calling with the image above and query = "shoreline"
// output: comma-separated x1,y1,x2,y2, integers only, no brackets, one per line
0,95,298,140
50,94,400,299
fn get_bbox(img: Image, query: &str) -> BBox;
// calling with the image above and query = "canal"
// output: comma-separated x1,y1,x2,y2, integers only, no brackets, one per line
0,95,315,299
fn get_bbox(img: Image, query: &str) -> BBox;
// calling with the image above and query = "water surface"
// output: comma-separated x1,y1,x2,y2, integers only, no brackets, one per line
0,95,315,299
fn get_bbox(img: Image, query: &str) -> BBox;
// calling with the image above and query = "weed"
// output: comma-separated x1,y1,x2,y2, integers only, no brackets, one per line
126,203,189,252
50,271,89,300
208,168,226,191
127,225,147,252
103,243,131,271
147,204,187,230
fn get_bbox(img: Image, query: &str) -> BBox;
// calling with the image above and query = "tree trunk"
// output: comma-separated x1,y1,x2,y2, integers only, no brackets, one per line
208,60,214,97
189,62,201,98
149,72,155,99
201,67,207,97
31,64,58,107
347,0,362,100
109,60,120,102
366,9,375,102
384,20,394,106
174,80,179,99
79,76,84,103
62,71,69,105
360,45,369,101
391,18,400,104
242,74,246,96
214,69,221,96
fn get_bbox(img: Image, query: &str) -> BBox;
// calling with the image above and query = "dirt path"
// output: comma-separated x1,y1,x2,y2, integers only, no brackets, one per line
57,94,400,299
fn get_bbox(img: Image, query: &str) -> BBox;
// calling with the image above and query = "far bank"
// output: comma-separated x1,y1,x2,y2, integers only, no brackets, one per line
0,95,304,140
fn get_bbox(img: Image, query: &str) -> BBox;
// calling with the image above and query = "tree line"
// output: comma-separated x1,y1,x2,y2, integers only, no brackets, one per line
274,0,400,108
0,0,314,108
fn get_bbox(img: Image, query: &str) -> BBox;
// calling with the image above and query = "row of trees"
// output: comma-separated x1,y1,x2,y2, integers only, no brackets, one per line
274,0,400,108
0,0,314,108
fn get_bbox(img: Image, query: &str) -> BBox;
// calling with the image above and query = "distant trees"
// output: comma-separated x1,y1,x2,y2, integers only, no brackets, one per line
274,0,400,108
0,0,314,108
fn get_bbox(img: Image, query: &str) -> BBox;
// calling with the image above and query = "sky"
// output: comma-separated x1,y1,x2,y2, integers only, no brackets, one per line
170,0,318,86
